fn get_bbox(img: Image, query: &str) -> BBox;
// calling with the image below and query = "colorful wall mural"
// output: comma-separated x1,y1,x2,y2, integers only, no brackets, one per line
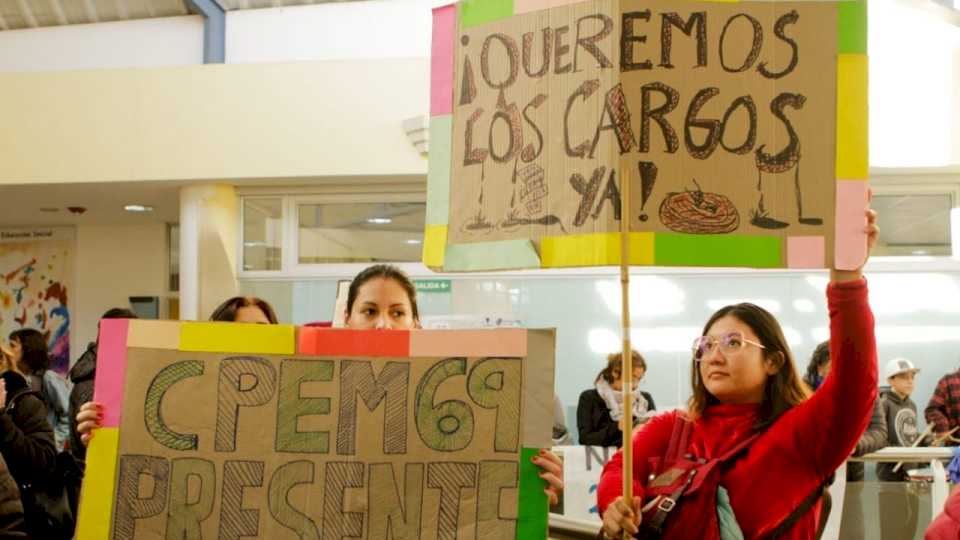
0,229,73,374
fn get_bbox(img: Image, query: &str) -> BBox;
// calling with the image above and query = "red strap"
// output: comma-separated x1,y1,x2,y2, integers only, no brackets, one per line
716,429,764,463
665,416,694,462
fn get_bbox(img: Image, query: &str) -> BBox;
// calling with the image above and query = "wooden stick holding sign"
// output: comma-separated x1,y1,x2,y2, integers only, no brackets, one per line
620,169,634,540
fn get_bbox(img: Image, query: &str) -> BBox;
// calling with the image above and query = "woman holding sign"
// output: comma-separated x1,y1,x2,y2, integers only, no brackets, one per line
598,209,879,540
74,296,279,445
341,264,565,505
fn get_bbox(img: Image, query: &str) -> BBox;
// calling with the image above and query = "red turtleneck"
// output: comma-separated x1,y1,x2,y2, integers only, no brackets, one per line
597,279,877,538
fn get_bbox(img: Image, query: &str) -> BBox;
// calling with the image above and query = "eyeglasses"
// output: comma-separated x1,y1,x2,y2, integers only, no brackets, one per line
692,331,766,360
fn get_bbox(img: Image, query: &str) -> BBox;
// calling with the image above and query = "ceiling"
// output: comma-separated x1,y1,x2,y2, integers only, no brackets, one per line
0,0,352,31
0,181,181,226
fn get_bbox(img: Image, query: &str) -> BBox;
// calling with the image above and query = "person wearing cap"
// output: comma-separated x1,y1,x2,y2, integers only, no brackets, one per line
878,358,926,482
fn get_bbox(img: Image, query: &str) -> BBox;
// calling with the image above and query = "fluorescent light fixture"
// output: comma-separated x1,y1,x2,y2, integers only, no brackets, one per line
367,217,392,225
912,250,930,256
405,239,423,245
595,277,685,317
124,204,154,213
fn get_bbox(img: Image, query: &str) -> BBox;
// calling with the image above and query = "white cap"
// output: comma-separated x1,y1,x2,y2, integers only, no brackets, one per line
884,358,919,380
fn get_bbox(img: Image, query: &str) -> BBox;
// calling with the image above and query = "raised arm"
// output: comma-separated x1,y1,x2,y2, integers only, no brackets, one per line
785,209,879,476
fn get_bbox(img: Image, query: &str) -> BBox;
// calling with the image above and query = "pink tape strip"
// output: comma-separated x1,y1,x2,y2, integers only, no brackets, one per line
787,236,826,269
91,319,130,427
410,329,528,358
430,5,456,116
835,181,869,271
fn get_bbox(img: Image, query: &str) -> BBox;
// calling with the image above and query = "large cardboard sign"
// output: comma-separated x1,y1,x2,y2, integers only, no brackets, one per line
424,0,869,271
76,320,555,540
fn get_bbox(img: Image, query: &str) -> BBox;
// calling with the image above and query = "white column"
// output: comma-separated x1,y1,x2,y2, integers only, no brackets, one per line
179,184,239,321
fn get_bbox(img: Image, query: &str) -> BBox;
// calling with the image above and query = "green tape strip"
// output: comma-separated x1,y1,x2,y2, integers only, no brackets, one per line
517,447,548,540
837,0,867,54
460,0,514,28
426,116,452,226
655,233,782,268
443,239,540,271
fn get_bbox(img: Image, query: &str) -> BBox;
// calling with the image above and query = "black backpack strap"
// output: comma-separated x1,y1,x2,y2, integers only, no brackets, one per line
5,387,41,414
766,482,829,539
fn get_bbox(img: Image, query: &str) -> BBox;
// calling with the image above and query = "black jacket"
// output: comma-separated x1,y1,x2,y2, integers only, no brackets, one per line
0,371,56,489
67,343,97,463
0,452,26,539
576,388,656,447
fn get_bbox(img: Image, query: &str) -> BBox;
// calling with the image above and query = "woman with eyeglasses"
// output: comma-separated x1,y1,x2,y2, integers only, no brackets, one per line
598,209,879,540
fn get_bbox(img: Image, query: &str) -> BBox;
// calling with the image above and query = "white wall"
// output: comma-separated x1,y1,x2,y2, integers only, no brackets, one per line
225,0,444,63
0,16,204,73
73,223,168,358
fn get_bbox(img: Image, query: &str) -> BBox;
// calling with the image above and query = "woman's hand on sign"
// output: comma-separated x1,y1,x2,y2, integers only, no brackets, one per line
831,207,879,283
532,449,563,506
602,496,642,538
76,401,104,446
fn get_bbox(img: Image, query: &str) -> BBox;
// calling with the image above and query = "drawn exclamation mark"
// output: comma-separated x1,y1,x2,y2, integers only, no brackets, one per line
638,161,658,222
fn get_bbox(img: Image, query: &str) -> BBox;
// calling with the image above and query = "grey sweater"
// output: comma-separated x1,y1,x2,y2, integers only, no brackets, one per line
877,389,924,481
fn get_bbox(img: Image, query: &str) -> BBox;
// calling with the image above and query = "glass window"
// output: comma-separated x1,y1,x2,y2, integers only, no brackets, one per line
297,202,425,264
873,193,952,256
243,198,283,271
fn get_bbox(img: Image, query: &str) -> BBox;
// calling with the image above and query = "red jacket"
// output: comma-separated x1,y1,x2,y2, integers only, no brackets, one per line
598,279,877,539
927,487,960,540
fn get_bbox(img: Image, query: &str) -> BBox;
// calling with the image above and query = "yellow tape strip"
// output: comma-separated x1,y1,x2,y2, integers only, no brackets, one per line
423,224,448,268
541,232,654,267
179,322,295,355
836,53,869,180
76,427,120,540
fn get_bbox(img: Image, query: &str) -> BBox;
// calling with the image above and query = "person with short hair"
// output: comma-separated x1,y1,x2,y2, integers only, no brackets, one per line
577,350,656,448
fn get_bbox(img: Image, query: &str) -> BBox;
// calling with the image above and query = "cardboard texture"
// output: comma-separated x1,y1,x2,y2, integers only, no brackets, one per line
428,0,869,271
79,320,556,540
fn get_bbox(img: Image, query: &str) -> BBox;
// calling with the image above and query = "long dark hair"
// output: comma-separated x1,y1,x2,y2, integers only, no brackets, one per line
595,350,646,384
209,296,278,324
687,303,810,429
346,264,420,322
9,328,49,374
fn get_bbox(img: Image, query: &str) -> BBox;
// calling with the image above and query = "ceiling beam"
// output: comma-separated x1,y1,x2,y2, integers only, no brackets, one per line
49,0,69,26
83,0,100,23
15,0,39,28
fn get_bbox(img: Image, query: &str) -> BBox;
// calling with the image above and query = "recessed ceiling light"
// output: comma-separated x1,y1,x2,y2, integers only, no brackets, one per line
124,204,154,213
367,217,392,225
39,208,59,213
405,239,422,245
912,250,930,256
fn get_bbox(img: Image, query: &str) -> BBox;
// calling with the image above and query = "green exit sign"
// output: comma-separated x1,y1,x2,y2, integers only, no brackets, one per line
415,279,451,293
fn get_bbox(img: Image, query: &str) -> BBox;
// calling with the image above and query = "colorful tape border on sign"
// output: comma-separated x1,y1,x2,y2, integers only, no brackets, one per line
77,321,547,540
424,0,868,272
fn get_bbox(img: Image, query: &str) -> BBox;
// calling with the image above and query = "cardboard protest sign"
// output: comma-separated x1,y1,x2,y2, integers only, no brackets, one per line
424,0,869,271
76,319,556,540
